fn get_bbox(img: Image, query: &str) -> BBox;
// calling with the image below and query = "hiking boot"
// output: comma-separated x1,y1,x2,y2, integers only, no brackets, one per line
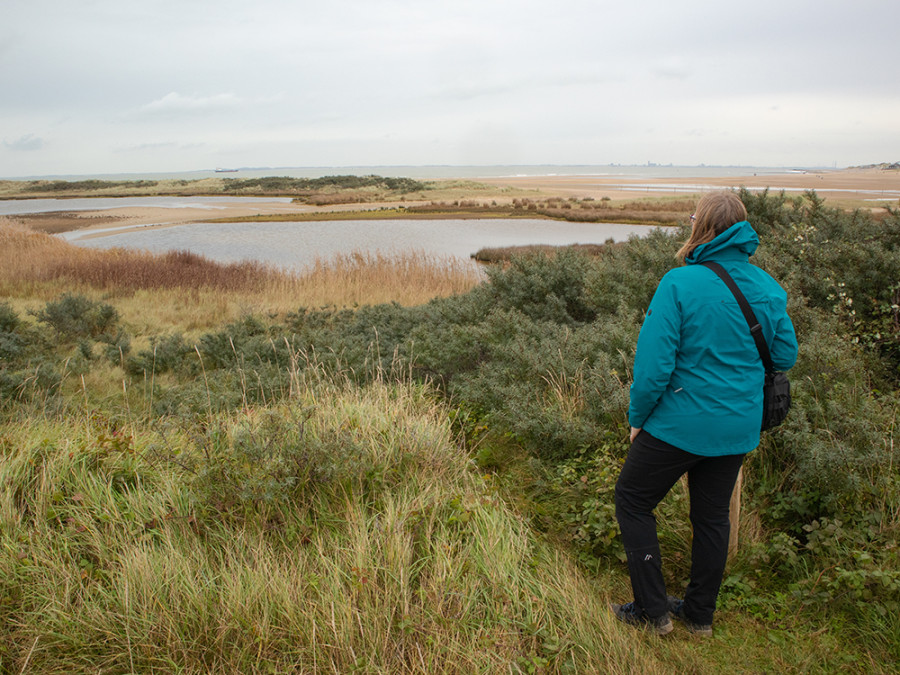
666,596,713,636
610,601,674,636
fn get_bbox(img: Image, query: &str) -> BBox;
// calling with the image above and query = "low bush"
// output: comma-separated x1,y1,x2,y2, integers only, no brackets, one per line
1,303,60,407
471,243,606,263
125,333,197,377
26,179,158,192
222,174,428,195
31,293,119,341
0,303,26,364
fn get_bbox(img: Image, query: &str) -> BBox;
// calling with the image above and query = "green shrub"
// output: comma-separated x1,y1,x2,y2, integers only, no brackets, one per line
0,303,63,407
0,303,25,364
184,408,360,517
31,293,119,341
126,333,196,377
583,226,682,315
483,249,598,324
748,190,900,374
0,302,20,334
547,447,624,562
196,315,292,373
29,179,158,192
221,175,428,195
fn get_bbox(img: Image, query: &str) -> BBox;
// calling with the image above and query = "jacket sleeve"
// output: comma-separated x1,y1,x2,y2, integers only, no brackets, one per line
769,304,799,372
628,275,681,429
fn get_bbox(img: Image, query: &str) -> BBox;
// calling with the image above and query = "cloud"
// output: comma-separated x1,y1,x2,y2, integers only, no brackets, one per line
140,92,242,114
652,57,692,81
4,134,44,151
0,34,13,62
3,0,900,173
115,141,207,153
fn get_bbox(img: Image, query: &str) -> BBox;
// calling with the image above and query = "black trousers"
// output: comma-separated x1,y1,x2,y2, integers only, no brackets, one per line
614,431,744,624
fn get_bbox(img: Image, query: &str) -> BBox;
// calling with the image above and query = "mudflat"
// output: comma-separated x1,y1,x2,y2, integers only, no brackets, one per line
477,167,900,202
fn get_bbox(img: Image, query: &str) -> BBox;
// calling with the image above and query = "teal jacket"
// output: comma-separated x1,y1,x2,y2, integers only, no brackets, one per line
628,221,798,456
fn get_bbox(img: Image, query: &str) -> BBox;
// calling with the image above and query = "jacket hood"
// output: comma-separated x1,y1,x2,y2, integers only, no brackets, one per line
685,220,759,265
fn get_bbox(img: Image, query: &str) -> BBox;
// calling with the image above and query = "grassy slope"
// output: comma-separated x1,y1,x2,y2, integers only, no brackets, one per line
1,381,870,674
2,383,654,673
0,218,895,672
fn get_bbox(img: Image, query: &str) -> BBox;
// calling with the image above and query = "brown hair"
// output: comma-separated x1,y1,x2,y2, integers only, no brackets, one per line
676,190,748,260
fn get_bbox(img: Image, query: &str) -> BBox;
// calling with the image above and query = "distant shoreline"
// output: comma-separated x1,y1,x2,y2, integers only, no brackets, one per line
475,167,900,202
0,164,849,183
1,167,897,239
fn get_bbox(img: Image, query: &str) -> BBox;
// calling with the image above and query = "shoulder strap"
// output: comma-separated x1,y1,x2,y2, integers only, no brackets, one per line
701,261,776,372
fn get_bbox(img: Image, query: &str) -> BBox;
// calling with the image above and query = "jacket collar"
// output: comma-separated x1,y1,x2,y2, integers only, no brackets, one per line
685,220,759,265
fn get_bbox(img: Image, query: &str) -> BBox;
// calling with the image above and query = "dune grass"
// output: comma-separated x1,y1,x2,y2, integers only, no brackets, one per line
0,375,673,674
0,366,880,673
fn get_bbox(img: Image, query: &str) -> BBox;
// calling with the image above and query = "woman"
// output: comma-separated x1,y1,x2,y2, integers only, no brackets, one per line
611,191,798,636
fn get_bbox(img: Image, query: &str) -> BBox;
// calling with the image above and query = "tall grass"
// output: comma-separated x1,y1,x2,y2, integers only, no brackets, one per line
0,223,481,333
1,371,870,673
0,377,667,673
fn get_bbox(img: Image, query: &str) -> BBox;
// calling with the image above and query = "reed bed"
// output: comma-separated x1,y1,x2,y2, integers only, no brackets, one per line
47,246,275,293
0,223,482,333
294,250,482,306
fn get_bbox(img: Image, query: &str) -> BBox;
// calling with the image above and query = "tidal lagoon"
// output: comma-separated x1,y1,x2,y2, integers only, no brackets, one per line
59,217,658,270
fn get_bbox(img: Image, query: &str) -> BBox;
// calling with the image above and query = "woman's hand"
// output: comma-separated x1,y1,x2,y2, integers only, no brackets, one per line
630,427,641,442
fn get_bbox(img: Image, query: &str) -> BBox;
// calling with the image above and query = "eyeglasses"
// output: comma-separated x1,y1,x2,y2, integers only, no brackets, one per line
690,214,696,223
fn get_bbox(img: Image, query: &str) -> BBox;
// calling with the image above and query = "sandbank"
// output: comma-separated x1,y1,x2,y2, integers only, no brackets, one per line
477,167,900,202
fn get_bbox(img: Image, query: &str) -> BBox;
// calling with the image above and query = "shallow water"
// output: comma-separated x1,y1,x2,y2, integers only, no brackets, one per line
60,218,659,271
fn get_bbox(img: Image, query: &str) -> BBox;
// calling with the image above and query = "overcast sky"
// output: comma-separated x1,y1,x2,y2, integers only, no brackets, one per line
2,0,899,177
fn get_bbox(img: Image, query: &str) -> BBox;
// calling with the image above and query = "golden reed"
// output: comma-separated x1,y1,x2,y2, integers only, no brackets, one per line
0,222,482,312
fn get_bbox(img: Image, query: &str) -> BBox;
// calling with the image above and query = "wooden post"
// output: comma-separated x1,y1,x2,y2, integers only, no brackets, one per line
728,467,743,556
683,468,742,556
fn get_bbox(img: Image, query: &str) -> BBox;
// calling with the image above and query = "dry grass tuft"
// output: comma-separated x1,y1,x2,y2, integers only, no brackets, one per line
294,250,481,306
